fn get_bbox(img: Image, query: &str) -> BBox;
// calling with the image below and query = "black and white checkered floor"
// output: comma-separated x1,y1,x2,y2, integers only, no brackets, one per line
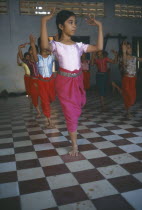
0,91,142,210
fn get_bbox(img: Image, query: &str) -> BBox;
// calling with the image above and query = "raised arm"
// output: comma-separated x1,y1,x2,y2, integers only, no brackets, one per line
17,52,22,66
40,8,55,50
85,15,103,53
29,34,38,62
18,43,29,61
107,50,118,64
122,41,127,67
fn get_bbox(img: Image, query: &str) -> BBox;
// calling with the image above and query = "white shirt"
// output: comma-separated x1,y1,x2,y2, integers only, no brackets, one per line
37,54,55,78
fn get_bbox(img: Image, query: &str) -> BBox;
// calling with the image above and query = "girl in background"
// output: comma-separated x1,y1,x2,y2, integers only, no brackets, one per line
18,42,41,117
91,50,118,111
122,41,142,118
81,53,90,90
30,35,56,127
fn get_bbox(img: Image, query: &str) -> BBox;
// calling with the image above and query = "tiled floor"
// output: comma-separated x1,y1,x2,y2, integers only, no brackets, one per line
0,91,142,210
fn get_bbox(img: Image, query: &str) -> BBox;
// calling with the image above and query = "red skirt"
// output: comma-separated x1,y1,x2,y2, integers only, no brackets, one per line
24,74,31,96
30,77,40,107
83,71,90,90
122,76,136,109
55,68,86,132
38,74,56,118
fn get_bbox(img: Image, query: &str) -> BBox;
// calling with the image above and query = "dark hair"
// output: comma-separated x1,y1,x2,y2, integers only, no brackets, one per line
103,50,108,57
24,52,30,58
28,45,39,53
56,10,76,39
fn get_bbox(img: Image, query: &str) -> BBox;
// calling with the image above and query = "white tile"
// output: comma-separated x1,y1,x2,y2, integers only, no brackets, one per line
55,124,66,129
103,135,123,141
133,132,142,136
27,127,41,132
98,123,114,127
93,141,116,149
77,125,88,130
20,190,57,210
34,143,54,151
30,134,47,140
0,148,14,156
17,167,44,181
15,152,37,161
14,140,32,148
90,127,108,132
111,129,129,135
43,128,59,134
59,200,97,210
81,122,96,125
56,147,71,155
119,144,142,153
133,172,142,183
0,182,19,198
77,139,90,145
61,131,69,136
12,132,29,137
98,165,129,179
110,153,138,164
122,189,142,210
39,156,63,167
81,133,100,138
49,136,67,143
128,137,142,144
47,173,78,190
0,162,16,173
0,130,12,135
66,160,94,172
0,138,13,144
81,180,118,199
118,124,134,129
82,149,106,159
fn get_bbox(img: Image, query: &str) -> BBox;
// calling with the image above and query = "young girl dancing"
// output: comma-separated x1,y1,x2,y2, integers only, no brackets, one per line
40,9,103,156
122,41,142,118
30,35,56,127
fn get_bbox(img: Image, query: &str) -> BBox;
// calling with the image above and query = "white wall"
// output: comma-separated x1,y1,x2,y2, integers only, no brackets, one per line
0,0,142,92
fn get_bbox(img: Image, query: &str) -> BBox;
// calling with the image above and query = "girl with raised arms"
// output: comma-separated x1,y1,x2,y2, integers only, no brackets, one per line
40,9,103,156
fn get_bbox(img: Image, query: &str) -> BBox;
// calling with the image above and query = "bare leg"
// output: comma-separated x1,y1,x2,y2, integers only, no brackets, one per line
68,131,79,156
36,106,41,118
100,96,105,111
46,117,55,128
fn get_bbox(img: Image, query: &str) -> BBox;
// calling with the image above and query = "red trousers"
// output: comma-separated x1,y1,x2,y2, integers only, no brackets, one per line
24,74,31,96
122,76,136,109
83,71,90,90
30,77,40,107
38,74,56,118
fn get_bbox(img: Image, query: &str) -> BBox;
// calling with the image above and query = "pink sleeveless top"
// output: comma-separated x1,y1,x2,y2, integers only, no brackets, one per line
50,40,88,71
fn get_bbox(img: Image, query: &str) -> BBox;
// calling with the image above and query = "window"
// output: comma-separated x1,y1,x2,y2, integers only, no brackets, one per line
115,4,142,18
20,1,104,17
0,0,8,14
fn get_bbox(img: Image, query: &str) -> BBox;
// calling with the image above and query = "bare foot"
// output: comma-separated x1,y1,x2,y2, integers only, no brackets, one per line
46,118,55,128
46,123,55,128
36,113,41,118
69,145,79,156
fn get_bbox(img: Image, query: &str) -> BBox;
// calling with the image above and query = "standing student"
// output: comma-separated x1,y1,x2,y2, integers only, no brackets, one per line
40,9,103,156
17,48,31,97
81,53,90,90
18,42,41,117
122,41,142,118
91,50,118,111
30,35,56,127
